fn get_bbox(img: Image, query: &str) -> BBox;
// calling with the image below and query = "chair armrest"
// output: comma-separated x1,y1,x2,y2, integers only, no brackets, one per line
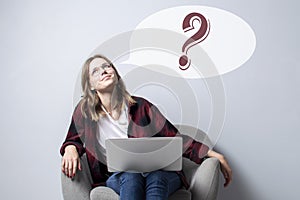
61,154,93,200
188,157,220,200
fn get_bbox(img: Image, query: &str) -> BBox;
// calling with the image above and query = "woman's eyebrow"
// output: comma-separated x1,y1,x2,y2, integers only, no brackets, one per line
101,63,110,67
91,66,100,73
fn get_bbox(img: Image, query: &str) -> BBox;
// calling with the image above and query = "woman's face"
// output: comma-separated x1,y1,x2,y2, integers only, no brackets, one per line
89,57,118,92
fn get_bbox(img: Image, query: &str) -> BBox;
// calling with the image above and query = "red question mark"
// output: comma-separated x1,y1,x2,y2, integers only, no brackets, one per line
179,12,210,70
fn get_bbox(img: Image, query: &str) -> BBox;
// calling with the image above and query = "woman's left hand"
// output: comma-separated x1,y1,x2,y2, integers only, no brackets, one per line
207,150,232,187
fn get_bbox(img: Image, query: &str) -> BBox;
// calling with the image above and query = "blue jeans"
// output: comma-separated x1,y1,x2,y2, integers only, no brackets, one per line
106,170,182,200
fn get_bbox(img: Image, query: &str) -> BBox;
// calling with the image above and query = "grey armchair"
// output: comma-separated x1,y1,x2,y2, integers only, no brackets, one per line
61,154,220,200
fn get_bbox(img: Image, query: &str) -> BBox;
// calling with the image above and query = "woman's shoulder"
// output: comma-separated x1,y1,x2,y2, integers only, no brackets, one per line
71,99,85,117
131,95,153,106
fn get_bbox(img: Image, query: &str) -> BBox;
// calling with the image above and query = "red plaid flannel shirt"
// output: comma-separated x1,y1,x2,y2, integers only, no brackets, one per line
60,96,209,189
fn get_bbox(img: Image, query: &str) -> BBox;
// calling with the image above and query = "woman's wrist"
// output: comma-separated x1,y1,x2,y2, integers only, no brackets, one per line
207,149,215,157
65,145,77,152
207,149,224,160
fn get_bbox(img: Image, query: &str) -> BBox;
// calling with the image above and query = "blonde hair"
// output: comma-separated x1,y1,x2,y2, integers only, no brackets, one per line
80,54,135,121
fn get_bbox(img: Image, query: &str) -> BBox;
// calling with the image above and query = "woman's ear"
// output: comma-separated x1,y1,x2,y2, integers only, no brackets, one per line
90,88,96,93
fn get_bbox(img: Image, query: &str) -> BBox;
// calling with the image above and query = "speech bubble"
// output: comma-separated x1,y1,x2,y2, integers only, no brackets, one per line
122,5,256,78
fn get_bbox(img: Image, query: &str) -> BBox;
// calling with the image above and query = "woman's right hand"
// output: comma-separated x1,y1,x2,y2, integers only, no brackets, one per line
61,145,82,178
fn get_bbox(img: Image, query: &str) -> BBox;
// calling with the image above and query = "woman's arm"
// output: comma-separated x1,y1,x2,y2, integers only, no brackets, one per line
60,103,85,178
207,149,232,187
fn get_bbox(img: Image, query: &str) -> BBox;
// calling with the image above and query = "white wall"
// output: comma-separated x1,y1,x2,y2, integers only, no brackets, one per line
0,0,299,199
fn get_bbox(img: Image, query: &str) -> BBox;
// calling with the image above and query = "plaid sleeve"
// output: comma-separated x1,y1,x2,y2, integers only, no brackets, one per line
60,102,86,157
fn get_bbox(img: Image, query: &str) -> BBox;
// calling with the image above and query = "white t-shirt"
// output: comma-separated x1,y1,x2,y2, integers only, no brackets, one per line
96,104,128,164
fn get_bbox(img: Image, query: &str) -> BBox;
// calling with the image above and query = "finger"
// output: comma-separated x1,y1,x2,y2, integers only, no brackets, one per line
61,159,66,173
72,159,77,177
224,172,232,187
64,161,69,177
224,176,232,187
68,162,73,178
222,171,229,186
78,159,82,171
224,179,229,187
221,168,231,187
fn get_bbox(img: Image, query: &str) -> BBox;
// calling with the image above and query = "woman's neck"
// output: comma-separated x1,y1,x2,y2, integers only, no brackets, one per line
97,91,114,113
97,90,123,121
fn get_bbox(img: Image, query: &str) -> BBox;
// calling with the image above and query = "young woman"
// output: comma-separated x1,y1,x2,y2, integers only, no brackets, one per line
60,54,232,200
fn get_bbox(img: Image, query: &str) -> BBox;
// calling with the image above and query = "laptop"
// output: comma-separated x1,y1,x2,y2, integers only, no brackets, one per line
105,137,182,173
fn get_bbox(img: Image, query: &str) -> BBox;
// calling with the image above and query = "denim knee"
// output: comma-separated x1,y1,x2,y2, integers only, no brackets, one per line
146,171,169,184
120,172,144,186
120,172,142,181
145,170,182,198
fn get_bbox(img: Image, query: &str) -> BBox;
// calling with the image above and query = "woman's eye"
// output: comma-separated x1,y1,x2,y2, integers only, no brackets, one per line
103,65,110,69
93,69,99,75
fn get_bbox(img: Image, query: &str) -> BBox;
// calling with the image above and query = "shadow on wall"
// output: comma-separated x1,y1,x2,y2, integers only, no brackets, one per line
215,146,258,200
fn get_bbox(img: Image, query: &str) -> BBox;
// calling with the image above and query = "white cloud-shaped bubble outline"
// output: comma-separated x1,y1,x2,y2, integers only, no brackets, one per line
124,5,256,78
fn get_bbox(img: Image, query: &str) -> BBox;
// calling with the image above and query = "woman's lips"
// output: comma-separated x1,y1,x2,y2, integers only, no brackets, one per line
101,74,112,81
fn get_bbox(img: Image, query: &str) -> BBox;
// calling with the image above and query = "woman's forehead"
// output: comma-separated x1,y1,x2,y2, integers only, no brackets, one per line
89,57,108,69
